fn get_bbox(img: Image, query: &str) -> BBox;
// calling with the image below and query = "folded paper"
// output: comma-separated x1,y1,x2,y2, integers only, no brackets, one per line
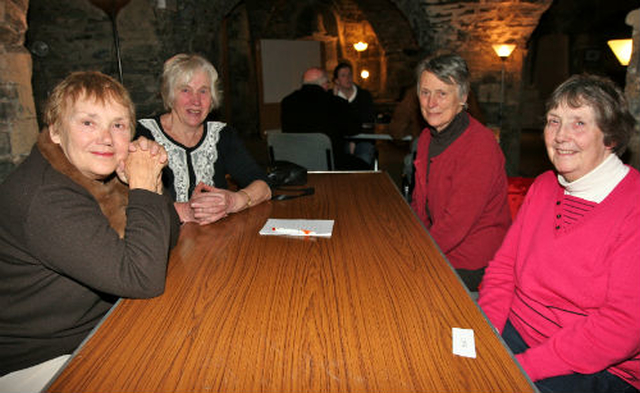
259,219,334,237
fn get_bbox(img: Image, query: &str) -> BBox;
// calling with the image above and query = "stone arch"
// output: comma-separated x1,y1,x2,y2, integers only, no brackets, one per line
250,0,420,101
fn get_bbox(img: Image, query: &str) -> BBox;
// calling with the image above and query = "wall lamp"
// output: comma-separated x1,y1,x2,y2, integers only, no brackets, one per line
607,39,632,66
353,41,368,52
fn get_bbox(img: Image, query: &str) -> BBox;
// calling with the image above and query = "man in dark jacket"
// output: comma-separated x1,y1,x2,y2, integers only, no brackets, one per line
280,67,367,170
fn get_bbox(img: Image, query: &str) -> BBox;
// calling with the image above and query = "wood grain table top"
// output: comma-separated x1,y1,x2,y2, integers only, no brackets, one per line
47,172,534,393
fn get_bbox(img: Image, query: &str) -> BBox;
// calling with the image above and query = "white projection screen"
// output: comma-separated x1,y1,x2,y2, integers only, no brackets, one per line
259,39,322,104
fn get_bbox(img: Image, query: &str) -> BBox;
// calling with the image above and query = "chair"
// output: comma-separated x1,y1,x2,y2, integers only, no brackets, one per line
401,138,419,200
267,132,334,171
507,176,535,219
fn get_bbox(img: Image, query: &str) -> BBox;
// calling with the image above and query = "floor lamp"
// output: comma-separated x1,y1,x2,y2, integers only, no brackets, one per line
88,0,132,84
492,44,516,129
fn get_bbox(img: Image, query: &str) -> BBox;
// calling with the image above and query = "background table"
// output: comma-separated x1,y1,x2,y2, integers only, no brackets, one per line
47,172,535,393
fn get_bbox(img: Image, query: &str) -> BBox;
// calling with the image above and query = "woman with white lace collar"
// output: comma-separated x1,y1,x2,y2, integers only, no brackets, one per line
137,54,271,225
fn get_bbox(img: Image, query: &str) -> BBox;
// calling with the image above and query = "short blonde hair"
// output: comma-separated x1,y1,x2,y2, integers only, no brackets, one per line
44,71,136,135
161,53,221,112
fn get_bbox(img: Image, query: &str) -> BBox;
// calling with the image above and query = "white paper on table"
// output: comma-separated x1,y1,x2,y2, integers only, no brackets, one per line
259,219,334,237
452,327,476,358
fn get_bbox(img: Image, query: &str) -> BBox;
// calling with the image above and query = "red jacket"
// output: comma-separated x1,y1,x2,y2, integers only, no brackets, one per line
411,116,511,270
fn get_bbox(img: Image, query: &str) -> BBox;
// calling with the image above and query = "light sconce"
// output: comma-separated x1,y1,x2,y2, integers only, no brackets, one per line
492,44,516,59
353,41,368,52
607,39,632,66
360,70,370,79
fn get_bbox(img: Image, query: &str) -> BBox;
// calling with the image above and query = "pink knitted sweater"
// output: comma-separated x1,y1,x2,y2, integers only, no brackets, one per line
479,169,640,388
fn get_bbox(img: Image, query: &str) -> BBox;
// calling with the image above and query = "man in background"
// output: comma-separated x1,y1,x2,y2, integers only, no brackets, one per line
280,67,366,170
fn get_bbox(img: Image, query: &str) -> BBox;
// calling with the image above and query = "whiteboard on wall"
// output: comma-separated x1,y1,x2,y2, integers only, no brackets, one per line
260,39,322,104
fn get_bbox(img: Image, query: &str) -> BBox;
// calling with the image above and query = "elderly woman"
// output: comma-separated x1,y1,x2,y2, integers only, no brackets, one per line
0,71,180,392
137,53,271,225
410,53,511,291
479,74,639,393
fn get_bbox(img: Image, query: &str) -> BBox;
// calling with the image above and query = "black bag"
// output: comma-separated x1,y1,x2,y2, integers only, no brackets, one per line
266,160,307,187
266,161,315,201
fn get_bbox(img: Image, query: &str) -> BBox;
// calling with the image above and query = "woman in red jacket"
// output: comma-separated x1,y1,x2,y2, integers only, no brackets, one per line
410,53,511,291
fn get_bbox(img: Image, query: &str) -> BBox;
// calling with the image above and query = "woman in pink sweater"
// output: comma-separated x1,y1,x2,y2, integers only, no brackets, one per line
479,74,639,393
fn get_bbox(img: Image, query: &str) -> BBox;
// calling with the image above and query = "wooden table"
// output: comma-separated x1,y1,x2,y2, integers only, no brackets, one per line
47,172,535,393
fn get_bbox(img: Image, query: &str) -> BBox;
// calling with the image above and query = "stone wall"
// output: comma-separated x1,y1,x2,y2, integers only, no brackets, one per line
26,0,238,122
625,9,640,169
19,0,440,133
2,0,638,182
0,0,38,180
0,0,555,181
406,0,553,175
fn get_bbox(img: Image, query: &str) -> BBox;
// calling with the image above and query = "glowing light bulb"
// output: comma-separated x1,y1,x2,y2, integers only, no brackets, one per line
607,39,632,66
492,44,516,59
353,41,368,52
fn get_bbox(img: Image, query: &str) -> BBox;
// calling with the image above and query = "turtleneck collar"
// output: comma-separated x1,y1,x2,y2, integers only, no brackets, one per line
558,153,629,203
428,110,469,159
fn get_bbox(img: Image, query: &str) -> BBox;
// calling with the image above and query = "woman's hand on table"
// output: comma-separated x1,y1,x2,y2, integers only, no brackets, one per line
190,182,261,225
174,181,271,225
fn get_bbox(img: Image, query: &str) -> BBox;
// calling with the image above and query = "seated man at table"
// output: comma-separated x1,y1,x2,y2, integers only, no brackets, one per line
280,67,368,170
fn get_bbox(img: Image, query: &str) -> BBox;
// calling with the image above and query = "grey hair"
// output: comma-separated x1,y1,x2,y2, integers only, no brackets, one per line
546,74,636,156
415,53,470,99
161,53,222,112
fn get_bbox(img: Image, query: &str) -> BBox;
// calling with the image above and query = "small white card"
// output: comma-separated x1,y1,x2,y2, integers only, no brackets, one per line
259,219,335,237
452,327,476,358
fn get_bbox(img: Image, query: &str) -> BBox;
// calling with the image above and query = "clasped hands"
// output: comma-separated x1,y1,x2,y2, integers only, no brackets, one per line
181,182,246,225
117,137,168,194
